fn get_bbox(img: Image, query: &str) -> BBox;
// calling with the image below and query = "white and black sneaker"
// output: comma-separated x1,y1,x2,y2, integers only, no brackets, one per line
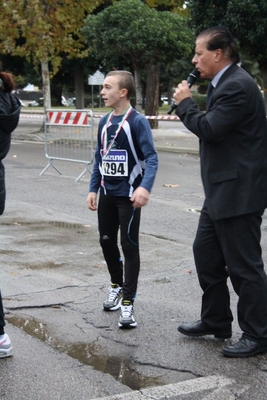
103,284,123,311
118,300,137,329
0,333,13,358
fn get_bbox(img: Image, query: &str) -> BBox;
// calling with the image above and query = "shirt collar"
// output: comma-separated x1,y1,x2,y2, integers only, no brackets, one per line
211,64,232,88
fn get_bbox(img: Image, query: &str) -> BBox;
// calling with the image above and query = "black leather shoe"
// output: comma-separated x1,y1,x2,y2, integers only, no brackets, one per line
178,320,232,339
222,337,267,358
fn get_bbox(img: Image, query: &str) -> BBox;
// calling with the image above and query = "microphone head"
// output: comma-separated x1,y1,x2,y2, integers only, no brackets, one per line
187,69,200,88
166,69,200,115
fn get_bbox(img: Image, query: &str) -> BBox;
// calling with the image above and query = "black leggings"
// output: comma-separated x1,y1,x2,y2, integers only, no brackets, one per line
98,193,141,301
0,291,5,335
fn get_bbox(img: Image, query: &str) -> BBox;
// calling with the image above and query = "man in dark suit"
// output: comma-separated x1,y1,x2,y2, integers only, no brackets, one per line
173,26,267,358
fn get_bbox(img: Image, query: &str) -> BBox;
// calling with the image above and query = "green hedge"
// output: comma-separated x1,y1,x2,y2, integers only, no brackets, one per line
192,92,207,111
159,93,207,113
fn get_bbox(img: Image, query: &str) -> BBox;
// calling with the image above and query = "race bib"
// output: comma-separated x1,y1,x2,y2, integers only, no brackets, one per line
101,149,128,177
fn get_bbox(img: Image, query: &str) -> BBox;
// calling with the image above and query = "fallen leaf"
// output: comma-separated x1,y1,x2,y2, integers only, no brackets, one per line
163,183,179,188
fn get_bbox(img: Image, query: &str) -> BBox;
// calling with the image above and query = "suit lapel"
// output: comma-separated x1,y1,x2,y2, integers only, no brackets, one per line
206,64,240,111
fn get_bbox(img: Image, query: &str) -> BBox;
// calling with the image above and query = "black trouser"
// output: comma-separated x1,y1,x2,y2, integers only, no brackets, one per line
0,291,5,335
0,166,6,215
193,204,267,342
98,193,141,301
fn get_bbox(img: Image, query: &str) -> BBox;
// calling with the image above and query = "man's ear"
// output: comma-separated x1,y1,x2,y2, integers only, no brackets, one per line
214,48,223,62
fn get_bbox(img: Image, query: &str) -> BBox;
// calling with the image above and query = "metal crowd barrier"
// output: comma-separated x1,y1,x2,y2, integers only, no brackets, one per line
40,109,94,182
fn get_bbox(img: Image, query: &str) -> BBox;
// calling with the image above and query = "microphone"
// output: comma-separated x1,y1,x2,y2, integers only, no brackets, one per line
167,68,200,115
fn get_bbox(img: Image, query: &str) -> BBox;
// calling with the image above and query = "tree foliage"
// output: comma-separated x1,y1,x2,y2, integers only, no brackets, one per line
226,0,267,69
0,0,105,109
187,0,267,104
0,0,102,74
82,0,193,123
187,0,267,70
83,0,193,70
145,0,187,13
187,0,228,33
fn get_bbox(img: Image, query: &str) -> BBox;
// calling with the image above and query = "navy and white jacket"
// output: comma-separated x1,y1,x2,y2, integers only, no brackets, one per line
89,108,158,197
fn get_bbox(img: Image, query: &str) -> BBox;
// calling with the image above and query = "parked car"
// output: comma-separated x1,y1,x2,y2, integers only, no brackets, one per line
61,96,68,106
61,96,76,107
68,97,76,106
161,96,169,105
28,100,39,107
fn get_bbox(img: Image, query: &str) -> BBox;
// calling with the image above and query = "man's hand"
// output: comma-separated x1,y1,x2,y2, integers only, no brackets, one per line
130,187,149,208
87,192,97,211
173,80,192,106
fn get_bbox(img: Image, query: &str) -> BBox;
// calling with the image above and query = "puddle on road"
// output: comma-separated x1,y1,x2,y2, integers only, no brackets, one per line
6,314,164,391
2,219,194,389
2,220,90,232
0,220,92,269
0,249,22,256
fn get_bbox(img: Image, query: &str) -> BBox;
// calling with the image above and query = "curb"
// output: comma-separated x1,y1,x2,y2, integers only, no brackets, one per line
93,375,234,400
12,133,199,155
156,146,199,155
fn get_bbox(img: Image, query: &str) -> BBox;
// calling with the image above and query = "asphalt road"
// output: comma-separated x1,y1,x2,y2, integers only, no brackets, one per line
1,127,267,399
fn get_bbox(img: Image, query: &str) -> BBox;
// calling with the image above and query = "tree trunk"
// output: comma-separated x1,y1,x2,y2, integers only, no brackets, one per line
134,69,142,113
145,63,159,129
41,60,51,111
262,69,267,112
74,64,84,109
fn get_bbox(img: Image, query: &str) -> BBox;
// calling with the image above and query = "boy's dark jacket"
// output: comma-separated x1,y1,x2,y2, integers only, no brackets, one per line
90,108,158,197
0,90,21,215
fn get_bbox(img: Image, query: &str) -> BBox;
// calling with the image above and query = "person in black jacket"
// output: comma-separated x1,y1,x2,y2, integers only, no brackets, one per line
0,71,21,357
173,26,267,358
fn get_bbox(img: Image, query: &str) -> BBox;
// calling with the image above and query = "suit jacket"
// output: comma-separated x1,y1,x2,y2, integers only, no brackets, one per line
176,64,267,220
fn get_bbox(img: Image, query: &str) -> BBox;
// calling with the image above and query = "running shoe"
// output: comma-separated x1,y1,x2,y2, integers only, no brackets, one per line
118,300,137,329
0,333,13,358
103,284,123,311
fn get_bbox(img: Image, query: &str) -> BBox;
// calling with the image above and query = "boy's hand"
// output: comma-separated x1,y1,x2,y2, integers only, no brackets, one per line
130,187,149,208
87,192,97,211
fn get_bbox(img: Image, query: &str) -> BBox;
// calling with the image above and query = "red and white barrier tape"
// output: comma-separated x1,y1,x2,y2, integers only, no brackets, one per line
93,114,180,120
145,115,180,120
20,114,43,119
21,112,180,121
